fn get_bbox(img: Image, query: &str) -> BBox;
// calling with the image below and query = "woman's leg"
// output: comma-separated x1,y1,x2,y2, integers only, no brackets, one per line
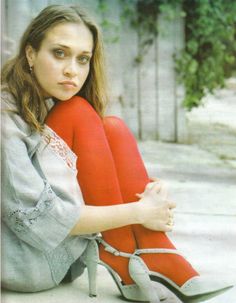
102,116,199,286
46,97,135,285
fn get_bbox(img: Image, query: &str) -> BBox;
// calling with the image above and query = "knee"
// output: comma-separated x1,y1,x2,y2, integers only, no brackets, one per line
103,116,131,138
69,97,99,117
103,116,126,130
47,96,101,124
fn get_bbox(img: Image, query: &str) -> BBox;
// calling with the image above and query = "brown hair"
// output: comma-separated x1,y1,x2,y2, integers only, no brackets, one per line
1,5,108,132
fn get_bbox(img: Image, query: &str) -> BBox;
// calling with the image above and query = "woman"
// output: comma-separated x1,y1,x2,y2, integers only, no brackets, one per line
1,4,232,302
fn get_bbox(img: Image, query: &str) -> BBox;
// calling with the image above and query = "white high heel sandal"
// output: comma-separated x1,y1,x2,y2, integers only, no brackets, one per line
83,239,233,302
129,248,234,303
83,238,167,302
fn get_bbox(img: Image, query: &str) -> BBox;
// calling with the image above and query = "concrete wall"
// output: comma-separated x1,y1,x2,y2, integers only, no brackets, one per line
2,0,187,142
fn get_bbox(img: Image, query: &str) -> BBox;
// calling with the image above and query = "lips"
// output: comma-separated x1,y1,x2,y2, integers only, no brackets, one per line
59,80,77,87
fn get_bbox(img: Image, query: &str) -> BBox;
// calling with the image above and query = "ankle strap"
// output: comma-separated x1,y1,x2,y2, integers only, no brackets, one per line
96,236,185,259
97,237,133,258
134,248,185,257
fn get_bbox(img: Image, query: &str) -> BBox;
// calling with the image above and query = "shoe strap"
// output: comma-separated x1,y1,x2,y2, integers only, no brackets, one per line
96,237,133,258
134,248,185,257
96,236,185,258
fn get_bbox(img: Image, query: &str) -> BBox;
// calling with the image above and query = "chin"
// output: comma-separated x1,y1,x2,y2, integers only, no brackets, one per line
54,94,76,101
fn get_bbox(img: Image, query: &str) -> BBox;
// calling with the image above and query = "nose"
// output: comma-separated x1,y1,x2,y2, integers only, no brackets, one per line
63,59,78,78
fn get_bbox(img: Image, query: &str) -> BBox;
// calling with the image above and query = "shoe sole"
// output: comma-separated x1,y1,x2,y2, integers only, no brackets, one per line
150,274,233,303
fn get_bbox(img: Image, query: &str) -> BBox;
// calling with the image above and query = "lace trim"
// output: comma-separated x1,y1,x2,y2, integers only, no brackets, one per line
42,126,77,171
7,182,55,233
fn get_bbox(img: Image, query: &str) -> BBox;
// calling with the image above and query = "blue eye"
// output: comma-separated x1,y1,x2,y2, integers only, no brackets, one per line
54,49,65,58
78,56,90,64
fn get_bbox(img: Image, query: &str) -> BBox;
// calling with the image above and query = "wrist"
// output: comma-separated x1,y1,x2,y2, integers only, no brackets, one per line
131,201,144,225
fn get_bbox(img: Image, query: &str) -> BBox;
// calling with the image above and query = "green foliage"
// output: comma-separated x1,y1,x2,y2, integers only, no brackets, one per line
98,0,236,110
120,0,182,64
175,0,236,109
98,0,120,43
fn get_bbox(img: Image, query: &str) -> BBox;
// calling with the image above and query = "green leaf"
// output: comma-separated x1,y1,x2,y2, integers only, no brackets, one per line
188,60,198,74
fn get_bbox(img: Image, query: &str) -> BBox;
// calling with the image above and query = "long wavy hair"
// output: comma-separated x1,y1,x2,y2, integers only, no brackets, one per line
1,5,108,132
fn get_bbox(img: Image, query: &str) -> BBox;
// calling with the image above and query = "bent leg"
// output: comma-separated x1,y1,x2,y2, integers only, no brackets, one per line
103,116,198,286
46,96,136,284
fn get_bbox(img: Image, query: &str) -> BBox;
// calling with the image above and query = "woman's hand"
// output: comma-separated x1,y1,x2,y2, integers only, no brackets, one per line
136,179,176,232
70,178,175,236
136,178,168,202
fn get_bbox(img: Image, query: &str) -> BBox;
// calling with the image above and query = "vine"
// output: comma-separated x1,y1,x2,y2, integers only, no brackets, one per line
120,0,183,63
98,0,236,110
176,0,236,109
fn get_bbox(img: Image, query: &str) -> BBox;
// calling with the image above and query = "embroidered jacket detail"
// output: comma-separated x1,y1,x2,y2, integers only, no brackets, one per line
8,182,55,233
42,126,77,170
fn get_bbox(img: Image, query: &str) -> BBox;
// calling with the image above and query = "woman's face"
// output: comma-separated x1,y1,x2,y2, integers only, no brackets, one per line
26,22,93,100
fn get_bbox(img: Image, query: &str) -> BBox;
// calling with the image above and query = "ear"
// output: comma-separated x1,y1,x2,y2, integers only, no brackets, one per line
25,45,36,68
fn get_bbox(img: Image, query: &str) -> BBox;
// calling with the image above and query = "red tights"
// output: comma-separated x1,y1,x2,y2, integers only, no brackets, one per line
46,96,198,286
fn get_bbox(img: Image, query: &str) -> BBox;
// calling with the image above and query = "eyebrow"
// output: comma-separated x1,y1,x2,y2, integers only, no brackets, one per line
52,44,92,55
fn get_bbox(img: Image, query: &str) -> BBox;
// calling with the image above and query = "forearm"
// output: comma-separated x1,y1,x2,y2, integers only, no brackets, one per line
70,180,176,236
69,202,141,236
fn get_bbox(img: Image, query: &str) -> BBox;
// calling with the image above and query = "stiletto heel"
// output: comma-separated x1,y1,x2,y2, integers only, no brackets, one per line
83,240,99,297
134,248,234,302
83,238,147,301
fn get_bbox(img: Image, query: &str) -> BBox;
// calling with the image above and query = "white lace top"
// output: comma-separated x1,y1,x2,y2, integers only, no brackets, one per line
42,126,77,170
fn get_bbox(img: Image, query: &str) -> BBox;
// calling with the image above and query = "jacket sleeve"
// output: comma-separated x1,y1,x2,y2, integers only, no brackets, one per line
1,99,82,253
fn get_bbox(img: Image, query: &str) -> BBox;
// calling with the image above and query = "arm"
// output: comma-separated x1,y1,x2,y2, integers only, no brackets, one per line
70,181,176,235
1,98,82,252
70,202,140,235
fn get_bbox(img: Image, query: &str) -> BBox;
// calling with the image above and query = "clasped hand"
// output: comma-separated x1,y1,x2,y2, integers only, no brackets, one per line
136,178,176,232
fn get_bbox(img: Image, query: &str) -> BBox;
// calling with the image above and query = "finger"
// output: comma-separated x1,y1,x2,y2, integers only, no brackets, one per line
167,208,174,218
167,218,174,226
145,182,153,190
159,182,169,198
165,215,174,225
166,201,176,209
165,225,173,232
167,219,174,227
146,181,161,192
149,177,161,182
149,182,162,192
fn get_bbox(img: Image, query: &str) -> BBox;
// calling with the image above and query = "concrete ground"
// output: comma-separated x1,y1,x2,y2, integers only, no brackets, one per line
2,140,236,303
186,77,236,162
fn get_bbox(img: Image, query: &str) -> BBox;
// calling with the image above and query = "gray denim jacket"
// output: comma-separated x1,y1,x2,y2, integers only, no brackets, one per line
1,91,91,292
